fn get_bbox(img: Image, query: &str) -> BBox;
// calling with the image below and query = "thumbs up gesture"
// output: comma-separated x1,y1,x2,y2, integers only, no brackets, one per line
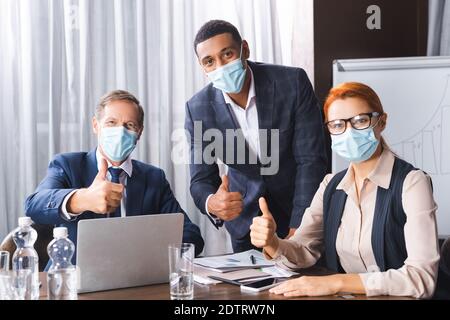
67,159,124,215
207,175,243,221
94,158,109,182
250,198,279,252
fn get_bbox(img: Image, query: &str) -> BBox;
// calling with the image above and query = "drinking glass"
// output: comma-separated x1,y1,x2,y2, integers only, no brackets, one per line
168,243,194,300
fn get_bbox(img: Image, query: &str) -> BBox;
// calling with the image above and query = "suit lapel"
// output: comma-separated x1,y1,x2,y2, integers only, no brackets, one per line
210,86,250,170
209,63,275,177
85,149,99,186
251,61,275,159
210,88,238,131
126,160,145,216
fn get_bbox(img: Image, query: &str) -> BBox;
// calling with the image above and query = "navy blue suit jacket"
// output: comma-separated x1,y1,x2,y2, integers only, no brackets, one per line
24,149,204,260
185,61,328,246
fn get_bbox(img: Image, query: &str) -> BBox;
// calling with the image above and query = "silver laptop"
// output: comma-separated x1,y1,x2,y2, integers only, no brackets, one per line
76,213,184,293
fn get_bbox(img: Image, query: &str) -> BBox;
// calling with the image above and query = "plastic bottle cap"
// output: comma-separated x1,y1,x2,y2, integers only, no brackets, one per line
18,217,32,227
53,227,68,238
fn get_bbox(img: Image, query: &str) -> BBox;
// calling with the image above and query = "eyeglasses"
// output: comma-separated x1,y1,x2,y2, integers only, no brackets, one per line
325,112,381,135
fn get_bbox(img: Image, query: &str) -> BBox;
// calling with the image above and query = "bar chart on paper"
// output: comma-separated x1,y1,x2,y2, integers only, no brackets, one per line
333,56,450,236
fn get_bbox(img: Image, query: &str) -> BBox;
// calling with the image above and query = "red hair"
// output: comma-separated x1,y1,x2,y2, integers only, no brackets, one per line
323,82,384,122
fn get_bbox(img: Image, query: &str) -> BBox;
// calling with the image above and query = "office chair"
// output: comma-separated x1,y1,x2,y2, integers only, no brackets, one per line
440,237,450,277
434,237,450,299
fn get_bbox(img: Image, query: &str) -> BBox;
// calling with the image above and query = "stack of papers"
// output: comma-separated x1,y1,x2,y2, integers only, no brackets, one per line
193,249,299,285
260,266,299,278
193,265,272,285
194,249,275,273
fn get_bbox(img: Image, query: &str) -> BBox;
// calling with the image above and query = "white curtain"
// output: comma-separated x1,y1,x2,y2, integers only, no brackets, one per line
428,0,450,55
0,0,307,255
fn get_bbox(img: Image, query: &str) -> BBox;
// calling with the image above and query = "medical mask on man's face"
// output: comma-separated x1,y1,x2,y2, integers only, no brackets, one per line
206,44,247,94
331,126,380,163
99,126,138,162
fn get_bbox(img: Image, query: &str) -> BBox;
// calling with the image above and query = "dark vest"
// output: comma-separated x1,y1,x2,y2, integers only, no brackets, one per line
323,157,415,273
323,157,450,299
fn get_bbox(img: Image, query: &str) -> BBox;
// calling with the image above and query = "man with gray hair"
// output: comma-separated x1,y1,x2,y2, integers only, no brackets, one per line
25,90,204,268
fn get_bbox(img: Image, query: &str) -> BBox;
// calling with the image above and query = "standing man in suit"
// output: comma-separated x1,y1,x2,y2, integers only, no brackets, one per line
25,90,204,261
185,20,328,252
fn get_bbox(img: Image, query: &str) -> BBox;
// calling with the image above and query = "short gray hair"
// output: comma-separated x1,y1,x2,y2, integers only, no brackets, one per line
95,90,144,128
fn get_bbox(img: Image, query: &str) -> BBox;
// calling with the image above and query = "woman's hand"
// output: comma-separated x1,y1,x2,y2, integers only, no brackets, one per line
269,275,343,297
250,198,279,255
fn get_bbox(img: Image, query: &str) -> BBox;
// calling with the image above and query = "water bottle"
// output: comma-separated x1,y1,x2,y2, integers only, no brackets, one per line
12,217,39,300
47,227,77,300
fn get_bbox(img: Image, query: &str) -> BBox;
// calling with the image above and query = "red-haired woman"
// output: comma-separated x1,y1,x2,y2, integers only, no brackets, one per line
250,82,442,299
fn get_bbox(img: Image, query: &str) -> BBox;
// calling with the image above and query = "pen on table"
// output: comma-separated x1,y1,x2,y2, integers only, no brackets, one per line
250,254,256,265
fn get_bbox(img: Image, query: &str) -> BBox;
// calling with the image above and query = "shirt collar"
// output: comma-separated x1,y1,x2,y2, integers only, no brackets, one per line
222,66,256,109
367,147,395,189
96,148,133,178
336,148,395,191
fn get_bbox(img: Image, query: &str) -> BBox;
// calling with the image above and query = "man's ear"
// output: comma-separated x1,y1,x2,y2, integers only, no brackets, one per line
92,116,99,135
242,40,250,60
137,126,144,141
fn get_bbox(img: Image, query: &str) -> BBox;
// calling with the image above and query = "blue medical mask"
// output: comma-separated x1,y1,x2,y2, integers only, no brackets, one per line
206,44,247,94
331,126,380,163
99,126,138,162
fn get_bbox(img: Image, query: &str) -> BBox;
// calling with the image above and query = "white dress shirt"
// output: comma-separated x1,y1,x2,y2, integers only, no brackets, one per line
61,148,133,219
223,68,260,159
205,67,259,221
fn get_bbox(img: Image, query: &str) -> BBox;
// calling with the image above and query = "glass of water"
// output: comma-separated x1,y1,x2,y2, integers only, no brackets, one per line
0,251,9,272
0,272,14,300
168,243,194,300
0,269,32,300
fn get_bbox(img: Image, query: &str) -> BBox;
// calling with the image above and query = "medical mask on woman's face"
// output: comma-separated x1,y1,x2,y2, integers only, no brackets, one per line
206,44,247,94
331,126,380,163
99,126,138,162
